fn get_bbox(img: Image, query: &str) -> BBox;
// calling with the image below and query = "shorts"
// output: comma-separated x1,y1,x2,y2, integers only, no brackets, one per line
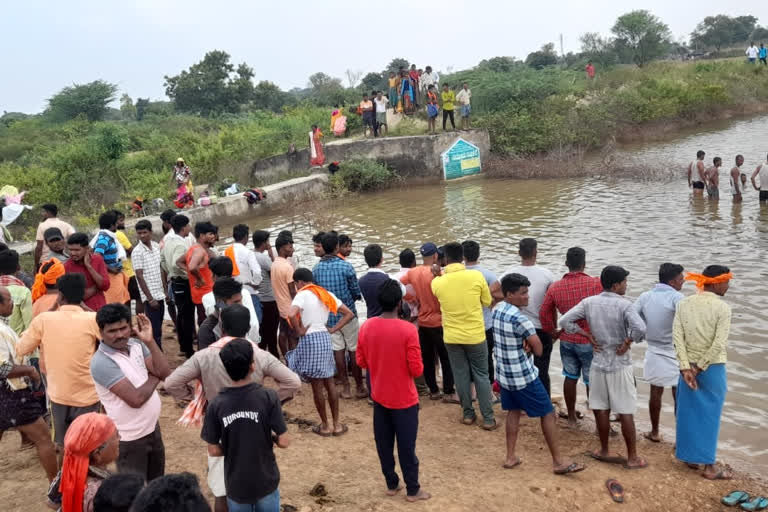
279,316,299,342
748,57,756,63
51,401,101,445
363,113,375,127
692,181,705,189
760,190,768,202
0,385,45,431
707,186,719,199
588,366,636,415
127,276,141,304
376,112,387,125
460,104,471,117
331,316,359,351
560,341,593,386
500,378,554,417
207,455,226,497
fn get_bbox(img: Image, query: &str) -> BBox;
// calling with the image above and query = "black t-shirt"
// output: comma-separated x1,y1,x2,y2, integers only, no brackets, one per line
201,383,287,503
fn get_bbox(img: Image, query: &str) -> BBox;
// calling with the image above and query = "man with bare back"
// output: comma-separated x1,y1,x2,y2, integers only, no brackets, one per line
730,155,744,202
705,157,722,201
688,150,706,196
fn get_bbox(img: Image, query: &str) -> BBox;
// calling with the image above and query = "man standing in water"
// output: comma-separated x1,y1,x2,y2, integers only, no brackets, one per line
633,263,684,443
750,154,768,203
730,155,744,202
688,150,707,195
674,265,733,480
560,266,648,469
705,157,722,200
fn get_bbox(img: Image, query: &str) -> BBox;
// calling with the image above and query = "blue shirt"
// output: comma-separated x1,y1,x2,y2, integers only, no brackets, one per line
491,302,538,390
93,232,121,270
359,270,392,319
465,264,498,330
760,47,767,59
313,255,361,326
632,283,683,354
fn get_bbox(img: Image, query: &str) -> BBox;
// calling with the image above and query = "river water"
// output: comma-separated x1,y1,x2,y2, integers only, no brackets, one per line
226,115,768,473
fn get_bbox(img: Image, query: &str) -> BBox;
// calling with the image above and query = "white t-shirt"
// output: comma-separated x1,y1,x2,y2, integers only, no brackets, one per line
747,46,759,58
757,163,768,190
456,89,471,106
374,97,388,113
202,291,260,342
232,243,262,295
502,264,555,329
292,289,342,334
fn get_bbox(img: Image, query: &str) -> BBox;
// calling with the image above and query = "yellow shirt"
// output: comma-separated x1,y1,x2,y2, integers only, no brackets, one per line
441,90,456,111
431,263,491,344
115,230,135,278
673,291,731,371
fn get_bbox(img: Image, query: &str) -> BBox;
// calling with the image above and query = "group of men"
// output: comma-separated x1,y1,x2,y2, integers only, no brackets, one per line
688,149,768,202
0,204,738,511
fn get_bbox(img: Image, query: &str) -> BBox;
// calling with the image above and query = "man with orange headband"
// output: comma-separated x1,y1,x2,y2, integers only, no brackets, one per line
32,258,66,316
673,265,733,480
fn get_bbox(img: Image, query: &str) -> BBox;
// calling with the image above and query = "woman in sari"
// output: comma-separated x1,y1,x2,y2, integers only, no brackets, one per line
399,71,415,114
309,125,325,167
330,106,341,133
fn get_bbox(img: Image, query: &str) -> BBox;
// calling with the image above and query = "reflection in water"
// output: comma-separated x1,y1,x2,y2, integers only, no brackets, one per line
224,116,768,473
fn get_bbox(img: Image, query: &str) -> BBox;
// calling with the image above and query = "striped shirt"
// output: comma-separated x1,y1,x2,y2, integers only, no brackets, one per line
492,302,538,390
94,232,120,269
132,241,165,302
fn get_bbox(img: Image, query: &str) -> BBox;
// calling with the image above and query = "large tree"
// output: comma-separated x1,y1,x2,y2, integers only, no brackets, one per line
612,10,672,67
360,72,385,92
46,80,118,122
476,56,519,73
307,72,345,105
164,50,255,116
690,15,759,50
525,43,558,69
579,32,616,68
251,80,293,112
385,58,410,75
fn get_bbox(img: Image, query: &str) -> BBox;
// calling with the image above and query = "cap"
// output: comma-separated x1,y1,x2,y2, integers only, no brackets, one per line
176,157,185,163
43,227,64,242
420,242,437,257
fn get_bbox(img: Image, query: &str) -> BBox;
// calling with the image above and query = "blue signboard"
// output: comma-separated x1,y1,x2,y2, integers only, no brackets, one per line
442,138,482,180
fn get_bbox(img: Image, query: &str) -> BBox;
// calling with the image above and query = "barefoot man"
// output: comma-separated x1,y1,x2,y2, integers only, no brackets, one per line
633,263,684,443
730,155,744,202
493,274,586,475
705,157,722,201
560,266,648,469
674,265,733,480
688,150,707,196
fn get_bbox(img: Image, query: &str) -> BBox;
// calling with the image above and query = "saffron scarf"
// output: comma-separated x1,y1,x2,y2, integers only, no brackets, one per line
60,413,116,512
31,258,65,302
223,245,241,277
684,272,733,290
299,284,338,314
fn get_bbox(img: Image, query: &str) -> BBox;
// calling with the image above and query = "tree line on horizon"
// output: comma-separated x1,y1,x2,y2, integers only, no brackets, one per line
3,10,768,126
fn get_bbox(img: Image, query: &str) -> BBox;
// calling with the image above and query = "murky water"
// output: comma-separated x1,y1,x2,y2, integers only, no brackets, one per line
225,115,768,473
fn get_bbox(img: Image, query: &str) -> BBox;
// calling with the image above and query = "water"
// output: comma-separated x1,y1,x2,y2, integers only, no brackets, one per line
225,115,768,473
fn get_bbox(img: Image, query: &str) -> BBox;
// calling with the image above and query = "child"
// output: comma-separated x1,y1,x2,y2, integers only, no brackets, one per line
426,85,439,135
492,273,586,475
202,338,290,512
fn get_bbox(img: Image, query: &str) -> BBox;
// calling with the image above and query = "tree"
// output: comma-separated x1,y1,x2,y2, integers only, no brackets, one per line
476,56,519,73
612,10,672,67
525,43,558,69
46,80,118,122
164,50,255,116
385,58,410,75
119,94,136,120
251,80,293,112
579,32,616,68
307,72,345,105
360,72,385,92
345,69,362,88
135,98,149,121
752,26,768,42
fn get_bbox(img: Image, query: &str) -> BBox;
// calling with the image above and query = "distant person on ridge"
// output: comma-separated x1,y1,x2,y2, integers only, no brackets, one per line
309,125,325,167
441,84,456,131
760,43,768,65
456,83,472,130
688,150,707,195
171,158,194,208
360,94,375,138
746,41,759,63
374,91,389,137
585,61,596,80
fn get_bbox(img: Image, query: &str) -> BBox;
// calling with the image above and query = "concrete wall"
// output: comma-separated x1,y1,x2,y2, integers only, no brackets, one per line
251,129,491,181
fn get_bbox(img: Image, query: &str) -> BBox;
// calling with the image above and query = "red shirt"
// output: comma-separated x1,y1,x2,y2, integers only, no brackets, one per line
64,254,110,311
357,317,423,409
540,272,602,344
586,64,595,78
400,266,441,327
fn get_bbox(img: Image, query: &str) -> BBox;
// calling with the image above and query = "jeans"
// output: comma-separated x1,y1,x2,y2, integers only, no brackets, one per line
417,326,454,394
117,423,165,482
373,403,420,496
259,300,281,358
442,109,455,130
143,300,166,349
251,294,263,324
533,329,554,396
171,279,195,357
227,489,280,512
485,328,495,384
445,342,495,424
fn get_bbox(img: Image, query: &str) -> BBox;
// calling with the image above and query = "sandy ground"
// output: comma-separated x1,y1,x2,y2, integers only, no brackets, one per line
1,322,766,512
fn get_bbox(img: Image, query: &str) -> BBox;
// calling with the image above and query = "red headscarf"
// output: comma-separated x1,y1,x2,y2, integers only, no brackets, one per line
60,413,117,512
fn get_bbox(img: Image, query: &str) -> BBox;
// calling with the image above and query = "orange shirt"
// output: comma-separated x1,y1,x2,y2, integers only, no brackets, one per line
271,257,295,318
17,305,101,407
32,293,58,318
400,265,442,328
186,245,214,304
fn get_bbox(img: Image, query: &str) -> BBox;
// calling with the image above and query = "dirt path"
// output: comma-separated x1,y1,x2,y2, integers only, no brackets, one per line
1,323,764,511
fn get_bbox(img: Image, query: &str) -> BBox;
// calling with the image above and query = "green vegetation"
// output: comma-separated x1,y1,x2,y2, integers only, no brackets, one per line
328,159,399,194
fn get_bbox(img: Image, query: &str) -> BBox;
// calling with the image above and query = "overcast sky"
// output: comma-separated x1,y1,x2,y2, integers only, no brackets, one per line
1,0,763,113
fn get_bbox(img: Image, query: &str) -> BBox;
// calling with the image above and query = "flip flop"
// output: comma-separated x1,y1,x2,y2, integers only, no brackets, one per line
311,425,332,437
703,468,733,480
606,479,624,503
553,462,586,475
623,457,649,470
332,424,349,437
643,432,662,443
558,409,584,420
429,392,443,401
588,451,627,465
741,497,768,511
502,458,522,469
722,491,750,506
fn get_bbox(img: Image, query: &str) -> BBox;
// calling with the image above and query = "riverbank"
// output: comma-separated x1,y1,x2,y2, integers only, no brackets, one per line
1,323,765,512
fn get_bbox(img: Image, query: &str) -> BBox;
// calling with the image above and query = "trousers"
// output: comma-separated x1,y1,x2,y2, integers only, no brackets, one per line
373,403,420,496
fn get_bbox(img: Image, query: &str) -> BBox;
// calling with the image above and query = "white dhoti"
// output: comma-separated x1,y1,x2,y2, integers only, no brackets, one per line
643,346,679,388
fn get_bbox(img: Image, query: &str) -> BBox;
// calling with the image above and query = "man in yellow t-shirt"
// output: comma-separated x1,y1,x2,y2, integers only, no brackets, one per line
441,84,456,131
431,242,495,430
114,211,142,313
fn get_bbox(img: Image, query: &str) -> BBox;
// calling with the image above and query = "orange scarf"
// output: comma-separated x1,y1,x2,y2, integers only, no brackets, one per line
60,413,116,512
31,258,65,302
685,271,733,290
299,284,339,314
224,245,241,277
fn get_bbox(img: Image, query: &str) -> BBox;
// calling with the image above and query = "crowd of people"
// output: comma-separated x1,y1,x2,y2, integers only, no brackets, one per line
0,197,742,511
687,150,768,203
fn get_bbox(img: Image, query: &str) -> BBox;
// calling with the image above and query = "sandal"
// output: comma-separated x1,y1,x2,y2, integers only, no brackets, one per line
741,497,768,511
311,425,332,437
429,392,443,401
722,491,750,506
502,457,522,469
703,466,733,480
588,450,627,465
332,424,349,437
643,432,662,443
623,457,649,470
558,409,584,420
481,420,498,431
606,479,624,503
553,462,586,475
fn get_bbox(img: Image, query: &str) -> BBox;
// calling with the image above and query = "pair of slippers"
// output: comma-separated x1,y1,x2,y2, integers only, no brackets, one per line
311,424,349,437
723,491,768,510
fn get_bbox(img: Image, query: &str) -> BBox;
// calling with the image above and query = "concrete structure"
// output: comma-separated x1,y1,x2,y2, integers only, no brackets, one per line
252,129,491,181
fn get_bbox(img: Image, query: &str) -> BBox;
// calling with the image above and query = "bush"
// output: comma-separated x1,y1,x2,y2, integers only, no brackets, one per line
329,159,398,193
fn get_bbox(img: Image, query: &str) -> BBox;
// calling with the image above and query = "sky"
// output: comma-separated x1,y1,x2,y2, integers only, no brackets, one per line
1,0,764,114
